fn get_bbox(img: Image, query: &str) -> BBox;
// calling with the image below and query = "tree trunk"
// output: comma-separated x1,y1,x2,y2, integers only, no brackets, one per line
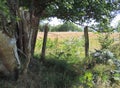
6,0,48,74
17,9,40,74
84,26,89,57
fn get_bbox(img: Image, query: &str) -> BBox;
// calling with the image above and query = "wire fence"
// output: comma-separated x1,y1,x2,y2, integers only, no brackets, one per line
37,32,120,50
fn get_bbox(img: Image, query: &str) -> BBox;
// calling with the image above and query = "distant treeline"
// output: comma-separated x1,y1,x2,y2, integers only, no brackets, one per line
39,22,87,32
39,21,120,32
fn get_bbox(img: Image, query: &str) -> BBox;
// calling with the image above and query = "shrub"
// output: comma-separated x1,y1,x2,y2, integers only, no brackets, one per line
98,33,114,49
91,49,114,64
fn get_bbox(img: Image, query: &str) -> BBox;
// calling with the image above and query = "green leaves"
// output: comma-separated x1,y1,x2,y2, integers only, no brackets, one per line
19,0,119,25
0,0,9,17
62,0,116,23
79,71,93,88
98,33,114,49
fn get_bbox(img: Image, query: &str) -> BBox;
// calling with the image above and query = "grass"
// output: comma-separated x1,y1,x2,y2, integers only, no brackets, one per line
35,32,102,59
35,37,85,62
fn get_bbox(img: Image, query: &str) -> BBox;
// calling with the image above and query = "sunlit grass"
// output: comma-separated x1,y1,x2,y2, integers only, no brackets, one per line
35,32,101,59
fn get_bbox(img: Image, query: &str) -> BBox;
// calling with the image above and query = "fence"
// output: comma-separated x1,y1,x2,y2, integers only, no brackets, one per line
37,32,120,51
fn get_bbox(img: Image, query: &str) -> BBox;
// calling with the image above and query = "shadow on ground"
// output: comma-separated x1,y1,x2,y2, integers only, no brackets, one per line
0,58,79,88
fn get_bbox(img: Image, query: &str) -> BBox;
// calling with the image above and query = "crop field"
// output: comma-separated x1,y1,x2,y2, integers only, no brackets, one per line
37,32,120,39
37,32,120,51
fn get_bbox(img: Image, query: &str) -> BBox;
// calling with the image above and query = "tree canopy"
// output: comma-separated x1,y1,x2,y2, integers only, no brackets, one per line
20,0,119,23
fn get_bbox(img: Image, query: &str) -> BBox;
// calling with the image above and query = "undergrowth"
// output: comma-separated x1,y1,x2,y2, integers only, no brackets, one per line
1,33,120,88
33,36,120,88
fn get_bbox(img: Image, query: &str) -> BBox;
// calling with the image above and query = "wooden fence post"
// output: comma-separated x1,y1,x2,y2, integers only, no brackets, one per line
40,24,49,62
84,26,89,57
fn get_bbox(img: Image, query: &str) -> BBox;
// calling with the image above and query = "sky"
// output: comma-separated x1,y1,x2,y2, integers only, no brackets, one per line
46,17,63,26
43,14,120,28
111,14,120,28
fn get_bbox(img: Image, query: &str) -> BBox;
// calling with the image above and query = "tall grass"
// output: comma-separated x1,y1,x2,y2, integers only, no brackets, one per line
34,37,85,63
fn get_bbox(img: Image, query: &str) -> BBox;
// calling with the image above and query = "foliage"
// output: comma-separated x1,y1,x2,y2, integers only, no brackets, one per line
79,71,93,88
49,24,61,32
110,43,120,59
91,48,120,83
40,59,78,88
93,64,112,75
45,38,85,64
0,0,10,30
0,0,18,35
34,34,120,88
91,49,114,64
0,58,78,88
19,0,119,23
98,33,114,49
0,0,10,18
95,17,115,32
39,21,82,32
47,0,118,23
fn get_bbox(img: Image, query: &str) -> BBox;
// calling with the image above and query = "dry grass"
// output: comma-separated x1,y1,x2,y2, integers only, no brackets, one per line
37,32,95,39
37,32,120,39
37,32,120,50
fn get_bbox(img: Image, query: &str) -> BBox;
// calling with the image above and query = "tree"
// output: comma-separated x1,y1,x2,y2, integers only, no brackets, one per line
57,21,82,32
1,0,119,74
50,21,82,32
